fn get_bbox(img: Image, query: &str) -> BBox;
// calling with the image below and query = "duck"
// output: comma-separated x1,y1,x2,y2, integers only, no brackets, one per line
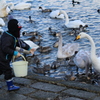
49,10,64,19
57,33,79,59
10,2,32,10
22,31,38,36
59,10,88,29
28,16,34,23
72,0,80,6
39,46,52,53
39,6,52,12
28,35,42,44
0,18,5,26
72,0,80,4
64,71,76,81
97,9,100,13
75,32,100,73
51,61,60,70
73,49,92,76
48,27,60,37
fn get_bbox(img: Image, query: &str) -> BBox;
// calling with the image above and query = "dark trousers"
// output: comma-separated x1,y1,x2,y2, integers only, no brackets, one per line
0,61,13,80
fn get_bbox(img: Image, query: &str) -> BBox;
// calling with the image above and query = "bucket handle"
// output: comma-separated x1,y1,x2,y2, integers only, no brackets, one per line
12,54,26,62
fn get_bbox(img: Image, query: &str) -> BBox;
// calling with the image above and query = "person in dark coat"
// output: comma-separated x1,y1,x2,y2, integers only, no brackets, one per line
0,19,35,91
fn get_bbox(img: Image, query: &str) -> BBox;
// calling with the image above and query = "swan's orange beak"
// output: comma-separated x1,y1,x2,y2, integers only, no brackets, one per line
74,35,80,41
58,13,60,16
76,35,80,40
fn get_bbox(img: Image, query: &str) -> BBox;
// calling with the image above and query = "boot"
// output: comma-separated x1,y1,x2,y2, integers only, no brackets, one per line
6,79,20,91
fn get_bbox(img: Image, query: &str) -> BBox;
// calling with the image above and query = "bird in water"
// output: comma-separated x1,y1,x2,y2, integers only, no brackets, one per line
39,6,52,12
72,0,80,6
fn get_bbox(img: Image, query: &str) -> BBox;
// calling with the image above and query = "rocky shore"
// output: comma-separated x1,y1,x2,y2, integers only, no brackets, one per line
0,69,100,100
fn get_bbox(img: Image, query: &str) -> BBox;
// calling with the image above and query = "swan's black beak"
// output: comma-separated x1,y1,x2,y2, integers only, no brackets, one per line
74,35,80,41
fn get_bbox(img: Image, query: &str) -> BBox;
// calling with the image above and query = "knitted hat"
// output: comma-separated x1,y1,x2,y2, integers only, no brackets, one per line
8,19,21,38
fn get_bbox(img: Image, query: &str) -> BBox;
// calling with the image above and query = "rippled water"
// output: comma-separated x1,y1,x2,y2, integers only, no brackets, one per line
3,0,100,78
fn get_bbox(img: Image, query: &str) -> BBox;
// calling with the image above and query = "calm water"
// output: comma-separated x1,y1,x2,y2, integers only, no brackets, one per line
4,0,100,78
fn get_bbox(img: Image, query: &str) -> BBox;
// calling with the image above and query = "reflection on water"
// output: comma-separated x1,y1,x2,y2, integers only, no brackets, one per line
4,0,100,79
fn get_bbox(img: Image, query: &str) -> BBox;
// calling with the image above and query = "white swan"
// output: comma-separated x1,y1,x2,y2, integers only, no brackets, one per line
57,33,79,58
49,10,64,19
75,32,100,72
0,0,6,8
0,4,11,17
73,49,92,75
59,10,88,28
10,2,32,10
0,18,5,26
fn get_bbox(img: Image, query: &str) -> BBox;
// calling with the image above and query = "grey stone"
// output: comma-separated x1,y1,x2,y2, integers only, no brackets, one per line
31,82,66,92
62,97,83,100
0,92,26,100
60,81,100,93
24,97,36,100
93,96,100,100
15,87,37,95
62,89,97,100
29,90,59,100
14,77,32,85
27,73,65,83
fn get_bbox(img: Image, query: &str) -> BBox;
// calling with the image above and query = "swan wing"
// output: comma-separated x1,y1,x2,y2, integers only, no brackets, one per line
14,2,31,10
74,56,85,68
49,10,60,18
62,43,79,57
66,20,86,28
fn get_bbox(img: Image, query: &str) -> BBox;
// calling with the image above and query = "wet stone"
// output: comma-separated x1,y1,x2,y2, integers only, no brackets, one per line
0,75,4,80
24,97,36,100
62,89,97,100
29,90,59,100
28,73,64,83
0,92,27,100
15,87,37,95
93,96,100,100
0,81,6,87
14,77,33,85
62,97,84,100
60,81,100,93
0,98,8,100
31,82,66,92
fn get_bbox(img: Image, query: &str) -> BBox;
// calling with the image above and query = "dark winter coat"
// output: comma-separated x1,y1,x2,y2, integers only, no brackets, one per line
0,31,30,63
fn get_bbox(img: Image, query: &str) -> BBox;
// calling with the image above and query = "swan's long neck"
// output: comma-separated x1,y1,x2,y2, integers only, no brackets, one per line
7,2,14,10
58,33,63,54
85,34,96,58
60,10,69,25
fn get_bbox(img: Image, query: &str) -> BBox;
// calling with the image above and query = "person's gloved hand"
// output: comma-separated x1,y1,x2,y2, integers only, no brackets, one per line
15,52,21,58
29,48,36,55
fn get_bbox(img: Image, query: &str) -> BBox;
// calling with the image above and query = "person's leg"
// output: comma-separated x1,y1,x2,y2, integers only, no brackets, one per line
6,78,20,91
4,66,20,91
0,67,3,88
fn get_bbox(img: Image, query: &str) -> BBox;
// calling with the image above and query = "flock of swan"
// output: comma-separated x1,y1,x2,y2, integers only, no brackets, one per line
0,0,100,78
0,0,32,32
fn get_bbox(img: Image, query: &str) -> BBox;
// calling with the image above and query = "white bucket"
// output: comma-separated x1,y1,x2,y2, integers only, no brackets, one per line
12,55,28,77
